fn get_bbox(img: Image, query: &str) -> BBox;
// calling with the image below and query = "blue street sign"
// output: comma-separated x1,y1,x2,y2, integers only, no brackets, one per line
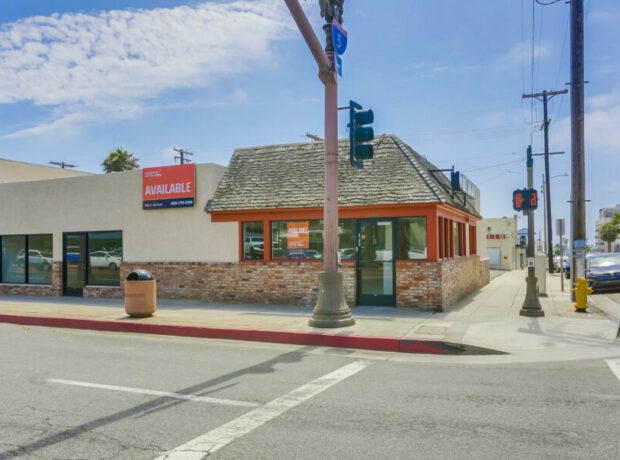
332,20,347,55
335,55,342,77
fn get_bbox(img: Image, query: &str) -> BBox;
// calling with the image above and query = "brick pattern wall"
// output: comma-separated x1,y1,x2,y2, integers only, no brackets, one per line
120,261,357,307
0,261,62,296
395,261,442,310
0,258,489,311
396,256,489,311
83,286,122,299
440,255,490,308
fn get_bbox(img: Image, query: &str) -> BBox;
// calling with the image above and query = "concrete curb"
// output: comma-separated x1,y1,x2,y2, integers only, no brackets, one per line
0,314,506,356
590,295,620,339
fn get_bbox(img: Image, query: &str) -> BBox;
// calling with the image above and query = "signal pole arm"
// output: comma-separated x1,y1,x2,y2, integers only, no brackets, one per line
284,0,334,83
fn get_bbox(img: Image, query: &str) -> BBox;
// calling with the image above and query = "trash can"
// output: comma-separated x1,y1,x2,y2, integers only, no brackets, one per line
125,269,156,317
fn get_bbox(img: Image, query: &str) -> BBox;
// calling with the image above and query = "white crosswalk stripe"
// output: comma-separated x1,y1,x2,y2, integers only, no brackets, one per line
48,378,258,408
605,358,620,382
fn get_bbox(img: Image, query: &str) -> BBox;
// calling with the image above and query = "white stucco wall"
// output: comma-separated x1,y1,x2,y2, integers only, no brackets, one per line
0,164,238,263
0,158,92,183
479,217,519,270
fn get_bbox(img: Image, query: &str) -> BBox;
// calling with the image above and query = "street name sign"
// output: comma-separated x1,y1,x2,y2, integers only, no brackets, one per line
332,20,347,55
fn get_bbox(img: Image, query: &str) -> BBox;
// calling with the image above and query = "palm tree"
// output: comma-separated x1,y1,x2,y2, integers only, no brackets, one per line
600,214,620,252
102,148,140,173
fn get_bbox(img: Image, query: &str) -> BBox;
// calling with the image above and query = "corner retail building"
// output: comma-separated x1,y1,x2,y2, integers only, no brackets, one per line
0,135,489,311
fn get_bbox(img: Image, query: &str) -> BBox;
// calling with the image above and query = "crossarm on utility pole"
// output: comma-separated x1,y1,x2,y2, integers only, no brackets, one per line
284,0,333,80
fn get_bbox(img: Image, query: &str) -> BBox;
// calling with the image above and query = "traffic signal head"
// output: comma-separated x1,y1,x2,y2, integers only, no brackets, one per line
349,100,374,168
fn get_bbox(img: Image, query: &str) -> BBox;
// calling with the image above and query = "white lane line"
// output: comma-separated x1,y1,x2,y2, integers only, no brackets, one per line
47,379,258,408
605,358,620,382
155,360,370,460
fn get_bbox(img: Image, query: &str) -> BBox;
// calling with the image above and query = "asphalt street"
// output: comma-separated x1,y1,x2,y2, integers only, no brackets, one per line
1,323,619,460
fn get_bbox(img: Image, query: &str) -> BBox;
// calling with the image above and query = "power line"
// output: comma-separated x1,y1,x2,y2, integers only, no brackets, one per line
404,124,525,140
463,158,522,173
536,0,562,5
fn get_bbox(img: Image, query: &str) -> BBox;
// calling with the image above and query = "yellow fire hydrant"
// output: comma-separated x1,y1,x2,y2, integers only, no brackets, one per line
573,277,593,312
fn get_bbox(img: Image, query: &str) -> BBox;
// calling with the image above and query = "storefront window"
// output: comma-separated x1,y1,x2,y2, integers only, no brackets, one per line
397,217,427,260
28,234,53,284
243,222,264,260
1,236,26,283
453,222,460,257
87,231,122,286
338,220,356,260
271,220,323,260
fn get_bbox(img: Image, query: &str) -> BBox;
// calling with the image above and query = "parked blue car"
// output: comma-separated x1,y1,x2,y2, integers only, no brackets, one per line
586,253,620,292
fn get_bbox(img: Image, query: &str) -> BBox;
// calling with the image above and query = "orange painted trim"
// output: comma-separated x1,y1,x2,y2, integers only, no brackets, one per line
209,202,452,222
212,202,474,264
436,203,480,223
238,221,243,262
427,209,439,261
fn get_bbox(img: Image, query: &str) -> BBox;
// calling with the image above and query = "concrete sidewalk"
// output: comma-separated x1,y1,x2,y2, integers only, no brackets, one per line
0,269,618,356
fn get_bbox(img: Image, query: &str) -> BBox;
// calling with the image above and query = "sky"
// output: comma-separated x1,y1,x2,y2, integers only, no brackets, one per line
0,0,618,245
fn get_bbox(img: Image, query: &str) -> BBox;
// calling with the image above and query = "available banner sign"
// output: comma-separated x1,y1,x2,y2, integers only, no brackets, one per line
287,222,309,249
142,163,195,210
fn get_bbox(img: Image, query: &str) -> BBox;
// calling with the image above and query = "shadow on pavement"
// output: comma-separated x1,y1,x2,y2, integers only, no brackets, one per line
0,347,312,459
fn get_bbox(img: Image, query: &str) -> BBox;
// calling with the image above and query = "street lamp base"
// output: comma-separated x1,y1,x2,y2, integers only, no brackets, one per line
309,271,355,328
520,274,545,317
519,307,545,317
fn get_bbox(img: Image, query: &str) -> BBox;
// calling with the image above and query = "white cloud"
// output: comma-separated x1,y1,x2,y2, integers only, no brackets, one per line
554,91,620,154
0,0,294,137
407,61,479,79
496,40,553,69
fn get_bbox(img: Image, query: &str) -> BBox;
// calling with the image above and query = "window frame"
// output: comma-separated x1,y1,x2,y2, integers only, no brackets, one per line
396,216,428,261
242,221,265,261
85,230,123,287
0,233,53,285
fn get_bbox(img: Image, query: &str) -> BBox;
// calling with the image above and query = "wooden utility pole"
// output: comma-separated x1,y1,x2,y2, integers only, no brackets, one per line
570,0,586,288
49,161,77,169
173,147,193,165
522,89,567,274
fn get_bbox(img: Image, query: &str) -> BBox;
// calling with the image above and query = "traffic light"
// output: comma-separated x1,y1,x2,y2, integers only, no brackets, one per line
512,188,538,211
519,235,527,248
349,100,374,169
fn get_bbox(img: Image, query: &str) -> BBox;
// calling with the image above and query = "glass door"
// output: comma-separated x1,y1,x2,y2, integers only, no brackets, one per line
357,219,396,306
63,233,86,296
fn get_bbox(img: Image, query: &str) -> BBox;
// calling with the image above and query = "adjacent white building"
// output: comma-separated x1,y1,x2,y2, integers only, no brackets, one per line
595,204,620,252
479,216,525,270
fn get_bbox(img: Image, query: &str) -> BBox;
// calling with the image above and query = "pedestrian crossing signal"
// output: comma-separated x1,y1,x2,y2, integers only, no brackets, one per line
513,188,538,211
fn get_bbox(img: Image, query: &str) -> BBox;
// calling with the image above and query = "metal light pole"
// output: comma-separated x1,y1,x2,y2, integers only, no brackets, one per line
285,0,354,328
520,146,544,317
522,89,567,274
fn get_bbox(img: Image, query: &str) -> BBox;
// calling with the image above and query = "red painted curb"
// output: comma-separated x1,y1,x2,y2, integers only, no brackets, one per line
0,314,496,355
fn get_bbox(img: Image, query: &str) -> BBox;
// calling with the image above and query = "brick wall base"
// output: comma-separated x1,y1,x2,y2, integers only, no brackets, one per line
0,258,489,312
83,286,122,299
396,256,489,311
121,261,357,308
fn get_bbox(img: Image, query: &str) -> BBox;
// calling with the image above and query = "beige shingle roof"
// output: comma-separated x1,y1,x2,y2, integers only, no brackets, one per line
207,134,479,216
